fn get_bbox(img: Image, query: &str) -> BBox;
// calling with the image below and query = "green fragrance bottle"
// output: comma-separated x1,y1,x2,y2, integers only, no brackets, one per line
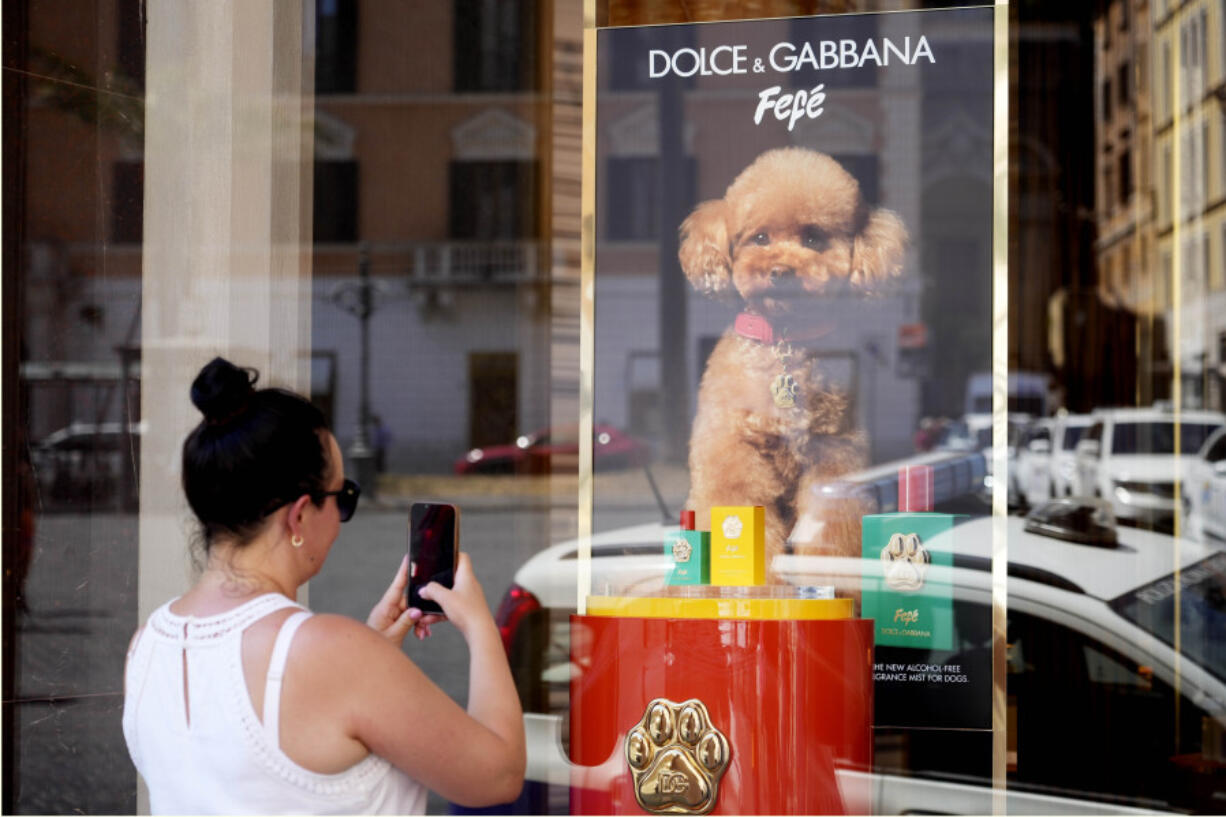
861,465,962,650
666,510,710,586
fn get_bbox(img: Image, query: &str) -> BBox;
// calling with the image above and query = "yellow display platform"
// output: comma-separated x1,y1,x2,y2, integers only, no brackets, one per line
584,594,852,620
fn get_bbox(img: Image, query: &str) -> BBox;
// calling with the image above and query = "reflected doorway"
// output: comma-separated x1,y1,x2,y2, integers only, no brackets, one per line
469,351,518,449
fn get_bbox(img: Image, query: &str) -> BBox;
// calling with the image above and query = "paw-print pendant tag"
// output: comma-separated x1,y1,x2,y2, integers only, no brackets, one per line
625,698,730,815
770,373,799,408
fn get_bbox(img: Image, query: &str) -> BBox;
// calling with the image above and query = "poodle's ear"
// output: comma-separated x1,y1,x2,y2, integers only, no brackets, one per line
851,207,908,287
678,199,733,295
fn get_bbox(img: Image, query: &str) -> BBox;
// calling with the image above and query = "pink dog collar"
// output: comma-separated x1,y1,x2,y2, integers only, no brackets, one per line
734,312,832,345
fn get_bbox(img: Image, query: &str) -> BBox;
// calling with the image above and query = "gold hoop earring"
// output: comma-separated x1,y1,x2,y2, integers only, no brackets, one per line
291,534,304,548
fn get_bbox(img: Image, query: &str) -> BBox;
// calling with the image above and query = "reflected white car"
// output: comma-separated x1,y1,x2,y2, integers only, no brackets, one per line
940,414,1030,505
1014,417,1055,507
496,503,1226,814
30,421,145,510
1049,413,1093,498
1016,413,1095,506
1073,407,1225,527
1185,426,1226,543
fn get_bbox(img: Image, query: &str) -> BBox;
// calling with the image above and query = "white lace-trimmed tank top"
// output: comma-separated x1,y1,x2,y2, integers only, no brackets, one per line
122,593,427,815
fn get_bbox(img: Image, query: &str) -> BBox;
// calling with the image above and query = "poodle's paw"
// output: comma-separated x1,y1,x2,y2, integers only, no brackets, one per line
881,532,930,590
625,698,730,815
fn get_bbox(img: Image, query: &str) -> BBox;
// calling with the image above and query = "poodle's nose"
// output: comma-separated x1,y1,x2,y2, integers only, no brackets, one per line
769,266,796,283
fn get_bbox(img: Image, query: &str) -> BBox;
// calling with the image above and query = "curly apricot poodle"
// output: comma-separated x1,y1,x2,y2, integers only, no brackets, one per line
679,147,907,580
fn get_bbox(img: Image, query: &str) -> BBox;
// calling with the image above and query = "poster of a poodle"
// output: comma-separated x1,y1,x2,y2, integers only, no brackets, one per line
679,146,908,572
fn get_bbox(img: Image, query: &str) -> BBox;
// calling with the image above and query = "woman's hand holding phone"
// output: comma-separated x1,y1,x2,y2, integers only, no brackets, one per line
367,555,444,644
369,546,488,643
415,553,492,640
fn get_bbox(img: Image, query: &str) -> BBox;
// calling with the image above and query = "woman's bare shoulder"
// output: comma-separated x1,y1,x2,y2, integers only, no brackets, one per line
294,613,412,667
284,613,435,726
300,611,381,637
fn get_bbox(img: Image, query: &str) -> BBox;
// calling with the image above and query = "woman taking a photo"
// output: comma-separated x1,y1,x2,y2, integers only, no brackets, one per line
122,357,525,814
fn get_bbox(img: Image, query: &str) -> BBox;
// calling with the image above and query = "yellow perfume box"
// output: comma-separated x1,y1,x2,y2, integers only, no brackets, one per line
710,505,766,586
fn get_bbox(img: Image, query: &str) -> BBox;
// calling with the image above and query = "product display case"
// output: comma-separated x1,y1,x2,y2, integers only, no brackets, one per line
568,7,1004,814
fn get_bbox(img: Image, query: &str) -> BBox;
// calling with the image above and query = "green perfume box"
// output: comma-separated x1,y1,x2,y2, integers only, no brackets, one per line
665,527,710,585
861,512,961,650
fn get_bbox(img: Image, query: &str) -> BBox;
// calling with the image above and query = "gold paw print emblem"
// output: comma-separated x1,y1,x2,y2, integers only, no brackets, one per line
881,532,930,591
770,373,799,409
625,698,730,815
671,537,693,563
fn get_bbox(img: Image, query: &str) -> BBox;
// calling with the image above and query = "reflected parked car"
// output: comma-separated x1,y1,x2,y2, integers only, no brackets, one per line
1074,407,1225,528
30,421,143,510
1013,417,1054,508
1185,425,1226,543
1013,413,1094,507
1049,412,1093,498
454,424,651,475
939,413,1031,505
495,502,1226,814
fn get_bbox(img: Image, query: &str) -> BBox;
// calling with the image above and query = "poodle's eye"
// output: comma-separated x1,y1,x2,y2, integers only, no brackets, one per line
751,231,770,246
801,226,830,251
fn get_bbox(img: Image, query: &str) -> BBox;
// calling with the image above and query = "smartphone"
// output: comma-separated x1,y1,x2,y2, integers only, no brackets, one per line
407,502,459,616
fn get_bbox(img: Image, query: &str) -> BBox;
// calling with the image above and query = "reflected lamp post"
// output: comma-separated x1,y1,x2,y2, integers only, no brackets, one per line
329,245,378,498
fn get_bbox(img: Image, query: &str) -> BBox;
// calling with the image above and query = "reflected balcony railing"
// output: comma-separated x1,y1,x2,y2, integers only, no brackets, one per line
409,240,541,286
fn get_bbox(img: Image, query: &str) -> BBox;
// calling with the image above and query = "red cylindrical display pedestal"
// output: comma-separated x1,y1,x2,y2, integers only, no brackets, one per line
570,614,873,815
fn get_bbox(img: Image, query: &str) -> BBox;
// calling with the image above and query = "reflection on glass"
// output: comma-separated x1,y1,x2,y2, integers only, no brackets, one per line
1111,551,1226,684
7,0,1226,813
6,0,146,810
1111,420,1222,454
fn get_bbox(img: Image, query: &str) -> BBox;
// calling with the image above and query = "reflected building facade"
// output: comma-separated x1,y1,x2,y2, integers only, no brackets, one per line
1094,0,1226,409
309,1,559,472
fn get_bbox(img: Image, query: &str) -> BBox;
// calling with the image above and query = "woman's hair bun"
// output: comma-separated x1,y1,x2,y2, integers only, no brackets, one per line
191,357,258,424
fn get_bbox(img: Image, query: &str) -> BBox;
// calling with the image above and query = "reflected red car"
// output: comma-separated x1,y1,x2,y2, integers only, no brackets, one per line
454,425,652,475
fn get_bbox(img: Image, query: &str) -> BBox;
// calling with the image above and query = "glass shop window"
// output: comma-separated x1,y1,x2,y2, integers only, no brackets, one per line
449,160,539,240
316,0,358,93
111,160,144,244
7,1,1226,816
453,0,538,93
314,160,359,243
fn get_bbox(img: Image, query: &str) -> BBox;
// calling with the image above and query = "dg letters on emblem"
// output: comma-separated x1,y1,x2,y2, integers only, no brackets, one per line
625,698,731,815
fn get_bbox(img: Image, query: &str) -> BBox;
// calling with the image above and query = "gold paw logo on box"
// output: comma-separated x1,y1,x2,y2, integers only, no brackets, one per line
625,698,730,815
881,532,930,591
671,537,693,563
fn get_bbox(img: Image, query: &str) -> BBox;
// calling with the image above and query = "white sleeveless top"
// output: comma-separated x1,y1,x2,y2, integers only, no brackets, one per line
123,593,427,815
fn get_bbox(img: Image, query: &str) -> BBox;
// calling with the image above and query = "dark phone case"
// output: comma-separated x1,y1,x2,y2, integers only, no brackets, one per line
407,503,458,615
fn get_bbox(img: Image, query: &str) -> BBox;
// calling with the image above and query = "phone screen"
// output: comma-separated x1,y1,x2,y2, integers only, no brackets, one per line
407,503,458,616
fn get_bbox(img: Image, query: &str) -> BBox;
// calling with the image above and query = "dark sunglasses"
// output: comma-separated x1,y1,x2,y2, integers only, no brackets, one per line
318,479,361,522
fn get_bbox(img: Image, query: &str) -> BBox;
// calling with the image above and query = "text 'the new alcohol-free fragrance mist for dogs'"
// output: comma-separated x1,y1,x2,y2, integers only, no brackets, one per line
666,510,710,586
